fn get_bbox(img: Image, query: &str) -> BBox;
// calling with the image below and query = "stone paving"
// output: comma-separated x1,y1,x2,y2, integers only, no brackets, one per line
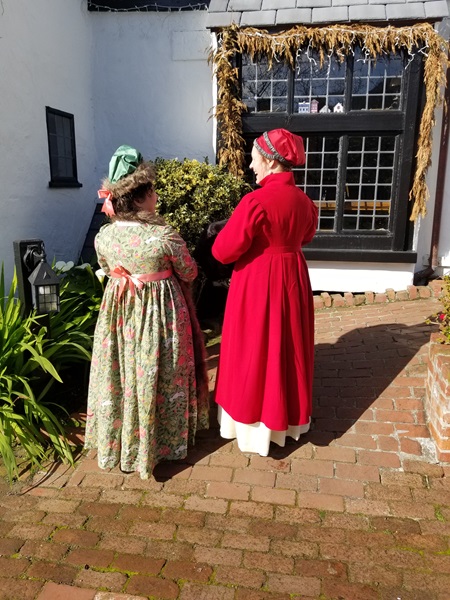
1,294,450,600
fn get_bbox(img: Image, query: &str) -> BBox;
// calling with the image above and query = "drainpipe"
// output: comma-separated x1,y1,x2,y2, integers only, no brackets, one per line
414,50,449,286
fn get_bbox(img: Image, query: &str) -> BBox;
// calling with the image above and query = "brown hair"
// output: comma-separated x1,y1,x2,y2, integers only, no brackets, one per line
102,162,158,223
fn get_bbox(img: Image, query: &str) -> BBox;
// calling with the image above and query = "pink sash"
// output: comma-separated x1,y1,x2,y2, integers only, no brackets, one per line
110,265,172,299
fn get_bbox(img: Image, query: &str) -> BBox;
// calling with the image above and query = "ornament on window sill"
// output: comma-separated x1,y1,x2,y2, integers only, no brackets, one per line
319,104,330,113
310,99,319,113
298,101,310,113
333,102,344,113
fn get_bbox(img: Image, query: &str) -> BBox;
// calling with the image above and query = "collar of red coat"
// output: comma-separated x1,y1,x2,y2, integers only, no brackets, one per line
258,171,295,187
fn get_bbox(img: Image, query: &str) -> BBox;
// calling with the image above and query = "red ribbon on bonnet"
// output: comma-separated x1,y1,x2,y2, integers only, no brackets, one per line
98,188,115,216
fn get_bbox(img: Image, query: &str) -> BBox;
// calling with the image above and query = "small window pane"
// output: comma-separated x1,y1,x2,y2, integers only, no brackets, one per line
348,153,362,168
256,98,271,112
308,154,322,169
380,153,395,167
351,96,366,110
363,153,378,168
273,81,288,96
368,96,383,110
384,95,400,110
381,137,396,152
386,77,401,94
272,98,287,112
325,138,340,152
311,79,327,96
379,169,393,184
376,186,392,200
328,79,345,95
362,170,377,184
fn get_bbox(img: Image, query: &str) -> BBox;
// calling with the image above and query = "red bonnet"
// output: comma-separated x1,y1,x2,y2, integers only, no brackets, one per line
254,129,305,167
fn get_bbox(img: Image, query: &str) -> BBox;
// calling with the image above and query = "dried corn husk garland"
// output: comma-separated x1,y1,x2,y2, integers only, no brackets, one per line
210,23,448,220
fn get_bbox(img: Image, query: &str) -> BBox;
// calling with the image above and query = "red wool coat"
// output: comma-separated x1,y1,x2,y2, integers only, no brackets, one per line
212,171,318,431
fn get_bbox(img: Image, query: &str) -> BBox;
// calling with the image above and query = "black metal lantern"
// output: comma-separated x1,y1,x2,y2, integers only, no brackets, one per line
13,239,61,316
28,260,60,314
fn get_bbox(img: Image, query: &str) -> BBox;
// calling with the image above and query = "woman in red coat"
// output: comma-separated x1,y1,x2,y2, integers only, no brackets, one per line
212,129,318,456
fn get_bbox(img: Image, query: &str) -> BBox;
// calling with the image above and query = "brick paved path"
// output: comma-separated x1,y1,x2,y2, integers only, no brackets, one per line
1,296,449,600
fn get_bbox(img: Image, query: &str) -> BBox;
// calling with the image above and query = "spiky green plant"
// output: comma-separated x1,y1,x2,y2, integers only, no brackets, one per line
0,267,74,481
0,260,104,481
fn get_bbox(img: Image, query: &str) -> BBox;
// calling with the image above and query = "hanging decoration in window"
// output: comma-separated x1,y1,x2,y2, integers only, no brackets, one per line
209,23,448,221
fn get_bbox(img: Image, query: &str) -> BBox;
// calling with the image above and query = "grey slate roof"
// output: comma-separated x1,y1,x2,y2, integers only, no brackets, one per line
206,0,449,28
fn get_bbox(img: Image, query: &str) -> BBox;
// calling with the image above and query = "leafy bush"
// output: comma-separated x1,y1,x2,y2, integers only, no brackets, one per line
155,158,251,252
428,275,450,344
0,262,104,482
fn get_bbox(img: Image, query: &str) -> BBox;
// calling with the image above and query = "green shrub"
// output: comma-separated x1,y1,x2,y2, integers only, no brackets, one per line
155,158,251,251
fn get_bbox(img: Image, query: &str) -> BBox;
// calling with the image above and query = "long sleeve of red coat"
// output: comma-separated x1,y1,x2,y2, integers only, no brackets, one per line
212,195,265,265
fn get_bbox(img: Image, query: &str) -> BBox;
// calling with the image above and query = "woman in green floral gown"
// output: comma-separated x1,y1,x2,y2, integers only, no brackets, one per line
85,146,209,479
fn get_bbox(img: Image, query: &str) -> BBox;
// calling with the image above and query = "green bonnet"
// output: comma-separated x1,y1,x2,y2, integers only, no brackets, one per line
108,145,143,183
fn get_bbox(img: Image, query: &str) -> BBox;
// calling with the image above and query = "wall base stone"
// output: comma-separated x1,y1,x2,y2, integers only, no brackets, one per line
313,280,445,310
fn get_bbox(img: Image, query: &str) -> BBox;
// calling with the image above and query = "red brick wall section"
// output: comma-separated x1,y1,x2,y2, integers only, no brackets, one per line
425,332,450,462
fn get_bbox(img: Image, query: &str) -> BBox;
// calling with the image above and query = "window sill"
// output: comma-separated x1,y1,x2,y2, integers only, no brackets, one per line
49,181,83,189
303,248,417,264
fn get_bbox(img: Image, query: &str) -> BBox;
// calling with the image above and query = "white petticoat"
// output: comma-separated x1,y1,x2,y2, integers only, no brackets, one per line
218,406,311,457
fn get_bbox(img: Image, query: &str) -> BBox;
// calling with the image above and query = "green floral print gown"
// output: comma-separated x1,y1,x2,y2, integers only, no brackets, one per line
85,218,209,479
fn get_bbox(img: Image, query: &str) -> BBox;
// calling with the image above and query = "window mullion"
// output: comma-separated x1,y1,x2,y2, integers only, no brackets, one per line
287,63,295,116
335,135,348,234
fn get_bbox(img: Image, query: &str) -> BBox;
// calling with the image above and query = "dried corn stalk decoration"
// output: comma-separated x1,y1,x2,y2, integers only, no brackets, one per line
210,22,448,220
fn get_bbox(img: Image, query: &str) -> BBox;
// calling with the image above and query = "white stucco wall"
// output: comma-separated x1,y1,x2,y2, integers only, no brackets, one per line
413,13,450,280
0,0,98,283
90,11,214,178
0,3,214,285
308,262,415,294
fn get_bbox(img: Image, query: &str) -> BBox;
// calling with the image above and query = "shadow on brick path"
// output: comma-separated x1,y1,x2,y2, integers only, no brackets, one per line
1,296,450,600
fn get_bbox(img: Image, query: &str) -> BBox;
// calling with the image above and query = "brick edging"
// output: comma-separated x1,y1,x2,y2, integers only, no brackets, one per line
313,279,444,310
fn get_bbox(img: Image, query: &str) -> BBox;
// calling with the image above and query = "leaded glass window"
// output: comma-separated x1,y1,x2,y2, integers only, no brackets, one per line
239,46,422,254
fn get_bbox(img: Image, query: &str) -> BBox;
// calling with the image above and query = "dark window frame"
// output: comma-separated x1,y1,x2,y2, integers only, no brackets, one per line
238,49,423,261
45,106,82,189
